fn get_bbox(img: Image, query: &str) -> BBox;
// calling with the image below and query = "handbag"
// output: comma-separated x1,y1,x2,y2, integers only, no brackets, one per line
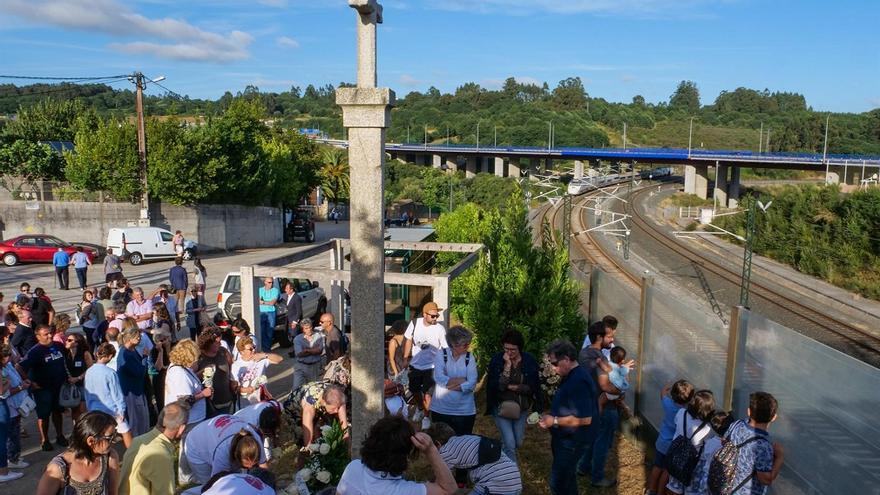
59,383,83,408
17,395,37,417
498,399,522,420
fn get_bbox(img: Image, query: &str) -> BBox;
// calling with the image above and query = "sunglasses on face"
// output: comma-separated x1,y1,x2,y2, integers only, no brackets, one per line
66,338,76,343
94,433,120,444
244,347,255,352
426,313,440,318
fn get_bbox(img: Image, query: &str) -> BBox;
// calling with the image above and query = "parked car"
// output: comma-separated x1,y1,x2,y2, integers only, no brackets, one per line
217,272,327,347
106,227,197,266
283,208,316,243
0,235,99,267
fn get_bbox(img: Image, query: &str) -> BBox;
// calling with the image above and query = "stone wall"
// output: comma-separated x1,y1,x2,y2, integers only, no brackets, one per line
0,199,282,252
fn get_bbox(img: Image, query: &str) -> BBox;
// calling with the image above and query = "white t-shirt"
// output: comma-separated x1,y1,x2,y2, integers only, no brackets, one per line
672,409,714,447
337,459,426,495
202,473,275,495
184,415,267,477
231,358,271,397
234,401,279,428
164,365,206,423
403,317,447,370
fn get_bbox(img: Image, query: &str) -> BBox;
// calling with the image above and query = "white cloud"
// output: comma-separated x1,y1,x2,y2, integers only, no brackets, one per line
399,74,422,87
0,0,253,62
426,0,716,16
276,36,300,49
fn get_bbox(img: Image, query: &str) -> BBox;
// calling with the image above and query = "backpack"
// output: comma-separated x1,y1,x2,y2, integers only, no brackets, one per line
707,428,768,495
666,413,708,485
476,436,503,467
442,348,471,367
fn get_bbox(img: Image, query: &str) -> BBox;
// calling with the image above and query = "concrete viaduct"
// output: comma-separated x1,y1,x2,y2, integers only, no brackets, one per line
321,140,880,208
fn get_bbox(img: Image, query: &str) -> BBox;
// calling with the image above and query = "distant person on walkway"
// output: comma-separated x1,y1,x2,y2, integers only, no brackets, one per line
185,287,207,340
84,343,132,448
10,308,35,358
330,206,340,224
486,329,543,463
403,301,449,430
337,416,457,495
35,411,121,495
258,278,279,353
71,246,91,290
52,247,70,290
31,288,55,328
282,281,302,354
104,248,124,288
16,324,69,451
169,258,189,313
538,339,597,495
14,283,31,308
193,258,207,295
173,230,185,258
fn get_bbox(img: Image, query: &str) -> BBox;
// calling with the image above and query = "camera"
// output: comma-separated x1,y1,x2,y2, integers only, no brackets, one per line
419,342,431,350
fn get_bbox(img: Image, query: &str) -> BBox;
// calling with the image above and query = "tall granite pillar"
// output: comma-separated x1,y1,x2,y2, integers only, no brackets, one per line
694,165,709,200
684,165,697,195
432,154,442,169
336,0,393,456
508,158,521,178
445,156,457,173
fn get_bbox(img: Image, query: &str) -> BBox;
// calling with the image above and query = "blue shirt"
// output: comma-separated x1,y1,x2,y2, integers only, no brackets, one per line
84,362,126,417
656,395,685,454
259,287,280,313
169,265,189,291
117,347,146,396
52,250,71,267
72,251,90,269
727,420,774,495
19,342,67,389
550,364,597,441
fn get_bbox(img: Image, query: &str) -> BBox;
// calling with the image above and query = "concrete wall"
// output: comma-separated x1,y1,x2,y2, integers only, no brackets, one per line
0,199,282,252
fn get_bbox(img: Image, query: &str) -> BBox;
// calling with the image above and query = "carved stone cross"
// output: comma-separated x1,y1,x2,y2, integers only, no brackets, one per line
348,0,383,88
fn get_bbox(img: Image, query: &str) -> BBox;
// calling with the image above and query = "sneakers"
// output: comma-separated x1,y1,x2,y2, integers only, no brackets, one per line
56,436,69,447
0,471,24,482
411,409,424,423
41,441,54,451
591,478,618,488
421,417,431,430
6,460,29,469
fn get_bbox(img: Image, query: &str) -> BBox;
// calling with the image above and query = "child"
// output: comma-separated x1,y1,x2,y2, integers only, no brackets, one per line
597,346,634,418
424,422,522,495
647,379,695,495
666,390,717,494
723,391,784,495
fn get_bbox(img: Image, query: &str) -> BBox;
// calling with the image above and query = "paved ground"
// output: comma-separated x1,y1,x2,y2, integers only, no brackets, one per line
1,221,350,489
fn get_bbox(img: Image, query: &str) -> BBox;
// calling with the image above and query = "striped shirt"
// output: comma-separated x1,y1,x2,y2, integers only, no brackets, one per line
439,435,522,494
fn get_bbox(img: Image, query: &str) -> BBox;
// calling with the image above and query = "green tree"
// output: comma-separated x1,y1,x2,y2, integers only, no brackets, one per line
320,147,350,206
436,186,586,367
0,140,65,191
65,119,140,200
551,77,588,111
146,118,219,205
3,99,96,142
670,80,701,114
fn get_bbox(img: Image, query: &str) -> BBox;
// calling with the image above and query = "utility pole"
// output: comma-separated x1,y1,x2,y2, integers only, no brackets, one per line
476,121,480,150
687,117,694,158
822,115,830,162
562,193,572,257
133,72,150,225
758,122,763,153
446,126,449,147
424,124,427,150
494,125,497,148
623,122,627,150
548,121,552,151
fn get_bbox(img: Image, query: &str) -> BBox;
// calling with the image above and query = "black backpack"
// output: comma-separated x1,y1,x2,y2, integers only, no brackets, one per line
707,428,768,495
476,436,503,466
666,414,708,485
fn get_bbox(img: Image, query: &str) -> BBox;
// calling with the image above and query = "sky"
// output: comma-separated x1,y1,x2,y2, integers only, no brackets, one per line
1,0,878,113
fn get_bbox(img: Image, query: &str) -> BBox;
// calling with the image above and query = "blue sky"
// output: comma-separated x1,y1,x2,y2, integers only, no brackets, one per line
1,0,878,113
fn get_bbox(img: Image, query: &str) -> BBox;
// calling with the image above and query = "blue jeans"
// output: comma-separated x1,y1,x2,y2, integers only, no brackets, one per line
493,412,527,463
259,312,276,352
6,415,21,464
75,267,88,289
550,433,588,495
0,400,9,469
577,406,620,480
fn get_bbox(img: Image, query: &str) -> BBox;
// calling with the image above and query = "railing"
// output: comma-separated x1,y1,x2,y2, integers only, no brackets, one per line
580,265,880,495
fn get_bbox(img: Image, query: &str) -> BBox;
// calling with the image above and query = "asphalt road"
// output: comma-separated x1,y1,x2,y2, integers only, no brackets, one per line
1,220,350,490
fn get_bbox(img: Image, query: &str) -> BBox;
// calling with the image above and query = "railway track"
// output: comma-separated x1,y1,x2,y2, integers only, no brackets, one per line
625,185,880,365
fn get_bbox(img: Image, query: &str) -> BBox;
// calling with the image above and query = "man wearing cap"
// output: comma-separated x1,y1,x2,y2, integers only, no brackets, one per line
403,301,449,430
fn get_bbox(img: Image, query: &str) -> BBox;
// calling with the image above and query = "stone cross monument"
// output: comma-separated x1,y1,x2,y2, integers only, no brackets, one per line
336,0,395,456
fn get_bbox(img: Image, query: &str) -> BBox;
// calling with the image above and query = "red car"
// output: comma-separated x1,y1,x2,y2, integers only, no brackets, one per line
0,235,99,266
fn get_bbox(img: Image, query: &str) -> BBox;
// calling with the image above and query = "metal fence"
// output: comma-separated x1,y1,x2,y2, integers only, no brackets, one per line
581,265,880,495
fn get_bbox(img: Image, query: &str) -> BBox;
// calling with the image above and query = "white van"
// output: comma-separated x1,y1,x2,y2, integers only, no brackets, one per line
106,227,197,265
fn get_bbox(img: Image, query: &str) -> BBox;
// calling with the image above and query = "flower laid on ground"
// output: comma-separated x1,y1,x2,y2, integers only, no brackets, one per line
539,355,561,400
294,420,349,493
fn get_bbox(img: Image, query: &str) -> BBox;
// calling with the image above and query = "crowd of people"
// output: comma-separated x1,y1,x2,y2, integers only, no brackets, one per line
0,253,786,495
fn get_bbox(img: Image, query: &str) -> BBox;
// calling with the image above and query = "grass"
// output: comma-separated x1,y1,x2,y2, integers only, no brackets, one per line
625,120,758,151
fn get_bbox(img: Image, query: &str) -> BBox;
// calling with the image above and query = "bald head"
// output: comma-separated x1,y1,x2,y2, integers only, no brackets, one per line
160,401,189,436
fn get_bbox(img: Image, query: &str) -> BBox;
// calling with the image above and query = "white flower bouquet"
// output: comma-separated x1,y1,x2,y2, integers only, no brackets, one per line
296,420,349,493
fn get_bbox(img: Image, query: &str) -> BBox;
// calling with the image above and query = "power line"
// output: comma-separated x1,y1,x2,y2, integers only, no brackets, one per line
146,79,184,99
0,74,130,81
0,77,131,98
